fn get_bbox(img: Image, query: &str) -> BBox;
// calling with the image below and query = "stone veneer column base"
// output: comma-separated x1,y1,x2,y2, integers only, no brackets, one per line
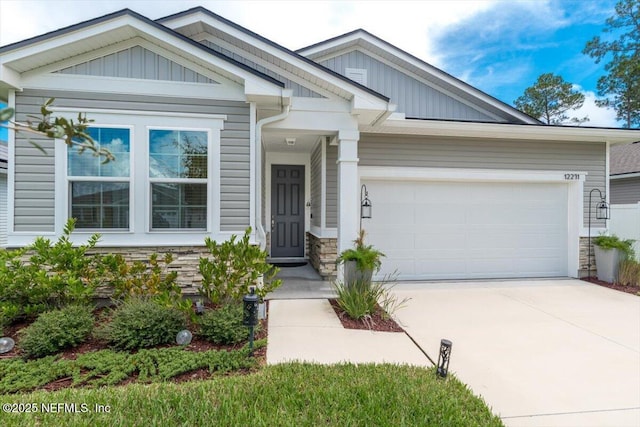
307,232,337,280
579,236,597,278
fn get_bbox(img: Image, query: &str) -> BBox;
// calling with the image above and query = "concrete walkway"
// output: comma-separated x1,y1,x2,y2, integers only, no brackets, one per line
266,299,430,366
267,263,336,300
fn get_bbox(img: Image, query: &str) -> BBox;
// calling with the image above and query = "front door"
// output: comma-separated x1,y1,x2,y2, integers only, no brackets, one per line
271,165,305,257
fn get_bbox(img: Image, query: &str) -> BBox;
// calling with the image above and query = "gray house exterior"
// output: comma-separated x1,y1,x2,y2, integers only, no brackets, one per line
1,7,639,284
610,143,640,204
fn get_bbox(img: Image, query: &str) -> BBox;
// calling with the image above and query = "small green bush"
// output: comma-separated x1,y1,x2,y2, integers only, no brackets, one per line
199,227,281,304
96,298,187,350
198,303,252,345
19,305,94,359
593,234,635,259
334,273,409,321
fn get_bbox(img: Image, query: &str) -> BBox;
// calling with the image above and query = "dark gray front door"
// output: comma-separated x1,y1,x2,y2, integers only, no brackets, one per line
271,165,304,257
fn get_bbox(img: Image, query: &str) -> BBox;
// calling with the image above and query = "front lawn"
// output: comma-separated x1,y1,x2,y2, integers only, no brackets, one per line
0,363,503,426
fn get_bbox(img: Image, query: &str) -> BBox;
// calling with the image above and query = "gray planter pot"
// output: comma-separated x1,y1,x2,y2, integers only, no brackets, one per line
594,246,625,283
343,260,373,287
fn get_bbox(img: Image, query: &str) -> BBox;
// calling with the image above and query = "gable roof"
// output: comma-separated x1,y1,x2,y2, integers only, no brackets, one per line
611,143,640,176
156,7,390,103
298,29,540,125
0,8,285,92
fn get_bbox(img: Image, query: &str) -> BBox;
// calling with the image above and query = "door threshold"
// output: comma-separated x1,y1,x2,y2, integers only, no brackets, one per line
268,257,307,263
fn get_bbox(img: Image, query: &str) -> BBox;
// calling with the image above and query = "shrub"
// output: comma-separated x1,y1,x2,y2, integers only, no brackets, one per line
96,298,187,350
0,219,104,325
617,259,640,287
593,234,635,259
199,227,281,304
337,229,385,272
101,252,192,315
198,303,253,345
334,273,409,321
19,305,94,359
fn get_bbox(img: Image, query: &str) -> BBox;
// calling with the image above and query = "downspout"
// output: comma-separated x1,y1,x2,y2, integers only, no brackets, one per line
255,96,291,249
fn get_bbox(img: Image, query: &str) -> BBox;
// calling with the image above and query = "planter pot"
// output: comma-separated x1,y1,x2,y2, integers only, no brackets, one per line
594,245,625,283
343,260,373,287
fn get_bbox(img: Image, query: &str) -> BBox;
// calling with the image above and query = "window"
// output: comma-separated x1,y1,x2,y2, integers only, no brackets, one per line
68,127,130,229
149,129,208,229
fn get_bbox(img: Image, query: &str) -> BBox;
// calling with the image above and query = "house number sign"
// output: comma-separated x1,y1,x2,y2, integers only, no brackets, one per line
564,173,581,180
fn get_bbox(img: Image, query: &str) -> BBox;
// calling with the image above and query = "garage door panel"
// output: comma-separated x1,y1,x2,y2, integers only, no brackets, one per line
364,179,569,281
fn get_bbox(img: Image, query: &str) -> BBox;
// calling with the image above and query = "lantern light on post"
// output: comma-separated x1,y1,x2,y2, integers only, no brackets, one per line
360,184,372,231
587,188,610,276
437,339,452,378
243,288,259,355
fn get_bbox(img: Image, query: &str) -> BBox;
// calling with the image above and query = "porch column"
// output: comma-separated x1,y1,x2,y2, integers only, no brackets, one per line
336,129,360,281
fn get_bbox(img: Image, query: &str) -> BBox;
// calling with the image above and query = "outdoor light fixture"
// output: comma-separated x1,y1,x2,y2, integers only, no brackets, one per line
437,339,452,378
195,300,205,315
360,184,372,230
176,330,193,346
587,188,611,276
243,288,259,356
0,337,14,354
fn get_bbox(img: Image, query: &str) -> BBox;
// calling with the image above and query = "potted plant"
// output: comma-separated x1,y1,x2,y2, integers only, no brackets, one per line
592,234,635,283
337,229,384,286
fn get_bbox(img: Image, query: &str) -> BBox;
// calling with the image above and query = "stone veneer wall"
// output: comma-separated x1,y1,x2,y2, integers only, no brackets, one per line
579,237,596,278
307,233,337,279
88,246,210,296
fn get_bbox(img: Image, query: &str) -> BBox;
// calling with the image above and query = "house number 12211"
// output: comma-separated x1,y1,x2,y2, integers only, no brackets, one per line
564,173,580,180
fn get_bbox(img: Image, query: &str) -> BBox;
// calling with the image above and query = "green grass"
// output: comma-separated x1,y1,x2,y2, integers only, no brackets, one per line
0,363,503,426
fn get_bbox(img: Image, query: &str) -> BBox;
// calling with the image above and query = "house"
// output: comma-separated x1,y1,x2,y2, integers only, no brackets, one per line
610,143,640,204
0,7,639,286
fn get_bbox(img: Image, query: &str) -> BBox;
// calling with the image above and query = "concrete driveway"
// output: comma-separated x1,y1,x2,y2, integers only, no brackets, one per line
390,279,640,427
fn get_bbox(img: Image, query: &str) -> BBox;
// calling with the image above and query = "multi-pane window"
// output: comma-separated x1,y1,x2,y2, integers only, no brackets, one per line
149,129,208,229
68,127,130,229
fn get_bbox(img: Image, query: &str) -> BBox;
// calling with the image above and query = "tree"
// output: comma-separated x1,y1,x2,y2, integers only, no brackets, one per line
0,98,113,161
583,0,640,128
514,73,588,125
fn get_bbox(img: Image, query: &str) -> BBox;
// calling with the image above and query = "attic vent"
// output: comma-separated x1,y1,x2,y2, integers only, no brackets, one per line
345,68,367,86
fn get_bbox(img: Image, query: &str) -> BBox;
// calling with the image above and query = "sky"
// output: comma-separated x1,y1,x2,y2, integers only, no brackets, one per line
0,0,625,136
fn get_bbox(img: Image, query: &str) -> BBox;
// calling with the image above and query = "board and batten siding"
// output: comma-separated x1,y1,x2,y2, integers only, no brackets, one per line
310,141,322,227
611,177,640,204
319,50,498,122
14,89,251,232
356,134,606,228
200,40,323,98
326,143,338,228
56,46,218,84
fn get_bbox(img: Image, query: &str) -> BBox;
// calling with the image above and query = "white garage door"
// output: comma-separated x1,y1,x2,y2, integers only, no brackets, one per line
363,180,569,280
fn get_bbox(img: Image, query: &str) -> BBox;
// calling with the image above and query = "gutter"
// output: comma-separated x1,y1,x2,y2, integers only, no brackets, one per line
254,95,292,249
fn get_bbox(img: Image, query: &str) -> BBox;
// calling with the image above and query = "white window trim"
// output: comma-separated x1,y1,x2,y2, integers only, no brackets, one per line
147,126,212,232
52,110,225,246
66,124,134,232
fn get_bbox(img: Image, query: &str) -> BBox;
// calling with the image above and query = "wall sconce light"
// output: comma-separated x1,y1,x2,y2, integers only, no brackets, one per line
437,339,452,378
243,288,259,356
285,138,296,146
587,188,610,276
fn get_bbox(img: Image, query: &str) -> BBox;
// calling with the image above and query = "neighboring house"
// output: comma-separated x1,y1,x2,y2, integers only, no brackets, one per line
0,7,639,285
610,143,640,204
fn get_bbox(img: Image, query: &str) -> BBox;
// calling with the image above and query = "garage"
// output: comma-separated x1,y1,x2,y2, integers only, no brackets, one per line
362,178,570,280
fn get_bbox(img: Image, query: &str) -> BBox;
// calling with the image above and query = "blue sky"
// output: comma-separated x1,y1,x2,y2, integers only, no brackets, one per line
0,0,624,132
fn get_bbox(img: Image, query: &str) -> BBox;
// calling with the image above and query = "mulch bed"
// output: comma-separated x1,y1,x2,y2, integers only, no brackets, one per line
328,299,404,332
0,302,269,392
582,277,640,296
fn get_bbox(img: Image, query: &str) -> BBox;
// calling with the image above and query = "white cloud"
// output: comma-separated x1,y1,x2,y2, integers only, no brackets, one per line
572,89,619,127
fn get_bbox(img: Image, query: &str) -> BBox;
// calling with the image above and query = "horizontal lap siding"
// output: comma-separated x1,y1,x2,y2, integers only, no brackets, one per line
611,177,640,204
14,89,250,232
320,51,497,121
310,141,322,227
358,134,606,228
326,143,338,228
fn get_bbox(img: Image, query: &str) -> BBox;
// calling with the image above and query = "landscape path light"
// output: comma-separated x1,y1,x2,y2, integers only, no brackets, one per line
243,288,259,356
